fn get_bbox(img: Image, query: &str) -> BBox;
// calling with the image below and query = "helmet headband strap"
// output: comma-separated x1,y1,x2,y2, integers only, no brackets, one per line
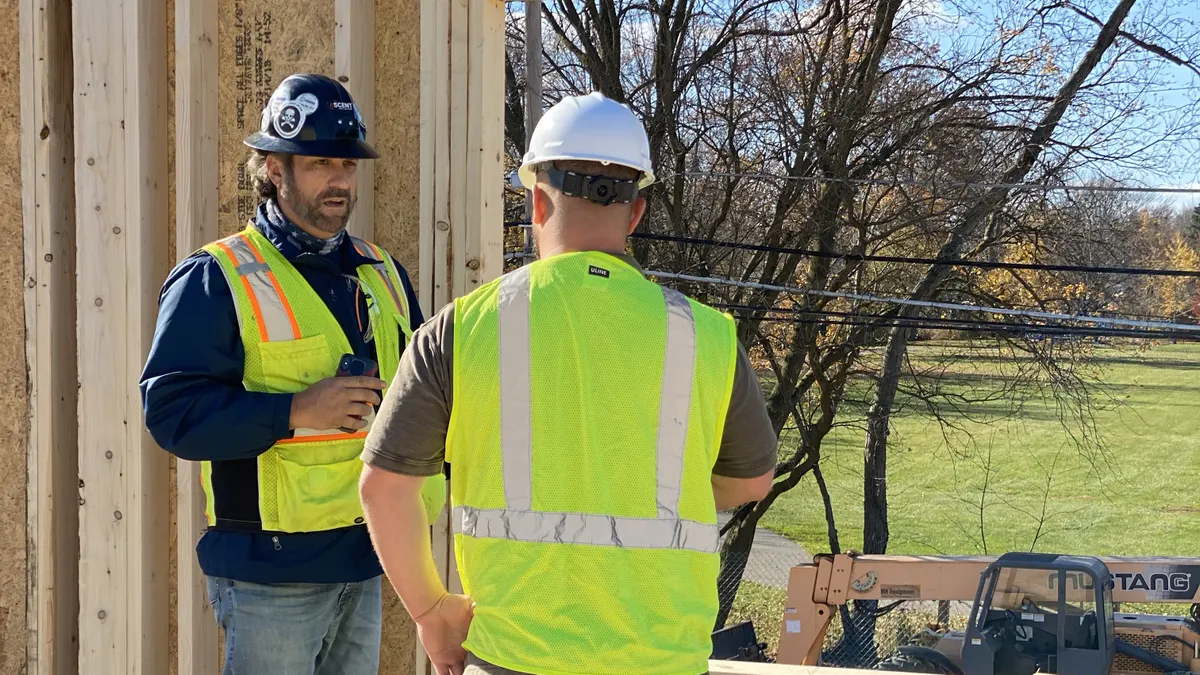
545,167,639,206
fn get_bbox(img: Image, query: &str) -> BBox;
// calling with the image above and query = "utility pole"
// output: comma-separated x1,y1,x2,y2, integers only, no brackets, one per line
523,0,543,265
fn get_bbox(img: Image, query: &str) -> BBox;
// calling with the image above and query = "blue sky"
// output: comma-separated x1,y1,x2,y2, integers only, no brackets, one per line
919,0,1200,211
518,1,1198,210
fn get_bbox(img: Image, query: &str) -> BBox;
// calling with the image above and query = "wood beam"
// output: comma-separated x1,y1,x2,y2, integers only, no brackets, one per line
174,0,219,672
463,0,506,291
710,663,888,675
72,0,171,671
335,0,376,241
417,0,507,671
20,1,79,673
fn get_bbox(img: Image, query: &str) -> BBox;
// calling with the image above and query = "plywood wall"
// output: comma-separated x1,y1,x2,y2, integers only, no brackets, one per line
12,0,424,672
373,0,423,272
0,0,29,672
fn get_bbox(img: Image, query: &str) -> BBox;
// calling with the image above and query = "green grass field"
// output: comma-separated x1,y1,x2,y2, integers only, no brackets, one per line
727,342,1200,656
759,340,1200,559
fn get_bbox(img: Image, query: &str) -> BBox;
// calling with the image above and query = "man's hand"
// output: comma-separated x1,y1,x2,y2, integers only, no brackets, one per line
360,465,469,673
289,376,385,430
415,593,475,675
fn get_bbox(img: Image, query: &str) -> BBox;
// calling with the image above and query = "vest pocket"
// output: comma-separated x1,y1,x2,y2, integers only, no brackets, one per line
271,445,365,532
255,334,332,393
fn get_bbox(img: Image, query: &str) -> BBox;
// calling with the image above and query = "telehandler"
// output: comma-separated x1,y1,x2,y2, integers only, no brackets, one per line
773,552,1200,675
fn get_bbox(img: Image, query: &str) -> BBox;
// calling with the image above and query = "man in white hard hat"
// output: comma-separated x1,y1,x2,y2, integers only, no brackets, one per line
358,91,778,675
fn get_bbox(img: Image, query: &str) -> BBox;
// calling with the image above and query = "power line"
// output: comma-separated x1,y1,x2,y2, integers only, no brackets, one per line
656,171,1200,195
645,269,1200,333
504,170,1200,195
716,304,1200,342
502,223,1200,278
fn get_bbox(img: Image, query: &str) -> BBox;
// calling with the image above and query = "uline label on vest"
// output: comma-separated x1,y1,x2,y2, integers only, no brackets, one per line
588,265,611,278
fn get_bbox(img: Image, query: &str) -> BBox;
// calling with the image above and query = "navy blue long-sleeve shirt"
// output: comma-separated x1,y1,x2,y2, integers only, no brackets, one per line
140,200,424,584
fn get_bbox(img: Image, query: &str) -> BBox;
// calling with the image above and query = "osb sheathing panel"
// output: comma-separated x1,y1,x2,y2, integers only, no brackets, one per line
0,1,27,672
216,0,334,237
373,0,422,278
373,3,423,666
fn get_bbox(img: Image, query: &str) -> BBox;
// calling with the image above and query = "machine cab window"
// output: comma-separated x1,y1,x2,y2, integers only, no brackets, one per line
964,553,1114,675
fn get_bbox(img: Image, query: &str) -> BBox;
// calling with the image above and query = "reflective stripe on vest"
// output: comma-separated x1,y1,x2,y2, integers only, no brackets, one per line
351,237,407,317
213,235,302,342
451,265,721,555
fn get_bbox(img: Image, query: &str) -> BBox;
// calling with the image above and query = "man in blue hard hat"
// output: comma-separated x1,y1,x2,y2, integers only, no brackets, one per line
141,73,442,674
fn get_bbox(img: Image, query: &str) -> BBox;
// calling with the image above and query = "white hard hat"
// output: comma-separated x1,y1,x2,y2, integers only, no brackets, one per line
518,92,655,191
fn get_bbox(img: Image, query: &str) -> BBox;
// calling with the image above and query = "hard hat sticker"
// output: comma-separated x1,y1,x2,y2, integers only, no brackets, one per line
294,93,320,114
269,93,321,139
274,103,305,138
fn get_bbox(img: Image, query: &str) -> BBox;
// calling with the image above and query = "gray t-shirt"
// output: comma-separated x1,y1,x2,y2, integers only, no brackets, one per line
361,254,778,479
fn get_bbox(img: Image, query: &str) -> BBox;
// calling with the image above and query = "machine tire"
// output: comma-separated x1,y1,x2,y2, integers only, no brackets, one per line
873,647,963,675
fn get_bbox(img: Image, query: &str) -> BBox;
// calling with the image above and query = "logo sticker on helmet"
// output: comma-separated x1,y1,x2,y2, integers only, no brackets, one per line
269,93,321,139
274,103,304,138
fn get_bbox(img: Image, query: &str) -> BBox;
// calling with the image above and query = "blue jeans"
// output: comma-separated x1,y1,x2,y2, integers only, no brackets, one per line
207,575,383,675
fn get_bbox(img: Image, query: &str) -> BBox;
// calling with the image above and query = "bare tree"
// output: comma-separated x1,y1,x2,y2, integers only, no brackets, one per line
503,0,1200,641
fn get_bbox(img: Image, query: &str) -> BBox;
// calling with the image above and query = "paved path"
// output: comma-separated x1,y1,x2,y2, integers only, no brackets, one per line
718,514,811,589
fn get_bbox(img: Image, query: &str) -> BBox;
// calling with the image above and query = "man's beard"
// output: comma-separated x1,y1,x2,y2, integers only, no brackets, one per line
281,173,356,235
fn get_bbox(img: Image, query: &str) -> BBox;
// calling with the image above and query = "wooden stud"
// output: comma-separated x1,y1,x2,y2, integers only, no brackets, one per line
448,0,468,324
20,1,79,673
174,0,220,672
416,0,508,670
419,0,452,319
464,0,506,292
417,2,451,670
73,0,171,672
335,0,376,241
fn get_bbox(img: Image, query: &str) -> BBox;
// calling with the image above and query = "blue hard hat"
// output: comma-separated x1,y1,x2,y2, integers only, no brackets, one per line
243,73,380,159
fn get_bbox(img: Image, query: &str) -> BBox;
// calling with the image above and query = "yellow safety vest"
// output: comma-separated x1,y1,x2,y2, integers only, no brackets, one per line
202,223,445,533
447,251,738,675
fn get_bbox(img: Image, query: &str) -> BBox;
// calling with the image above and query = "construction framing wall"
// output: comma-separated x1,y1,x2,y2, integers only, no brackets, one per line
13,1,506,673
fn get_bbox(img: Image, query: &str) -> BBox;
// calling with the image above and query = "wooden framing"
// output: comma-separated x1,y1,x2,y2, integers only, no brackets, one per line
417,0,507,671
335,0,376,241
72,0,171,672
174,0,220,673
19,1,507,671
20,1,79,673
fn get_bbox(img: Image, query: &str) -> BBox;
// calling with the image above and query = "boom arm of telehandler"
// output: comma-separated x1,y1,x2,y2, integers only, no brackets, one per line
776,553,1200,666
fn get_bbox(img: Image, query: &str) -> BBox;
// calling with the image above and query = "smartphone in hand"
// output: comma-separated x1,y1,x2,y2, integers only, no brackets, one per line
336,354,380,433
337,354,379,379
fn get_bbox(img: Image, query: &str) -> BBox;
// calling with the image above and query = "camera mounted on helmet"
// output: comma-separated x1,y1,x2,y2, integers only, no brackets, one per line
517,92,656,198
544,166,640,206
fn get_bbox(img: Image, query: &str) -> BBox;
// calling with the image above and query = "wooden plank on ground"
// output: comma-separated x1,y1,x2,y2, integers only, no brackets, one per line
20,1,79,673
335,0,376,241
174,0,219,672
710,662,883,675
72,0,171,672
